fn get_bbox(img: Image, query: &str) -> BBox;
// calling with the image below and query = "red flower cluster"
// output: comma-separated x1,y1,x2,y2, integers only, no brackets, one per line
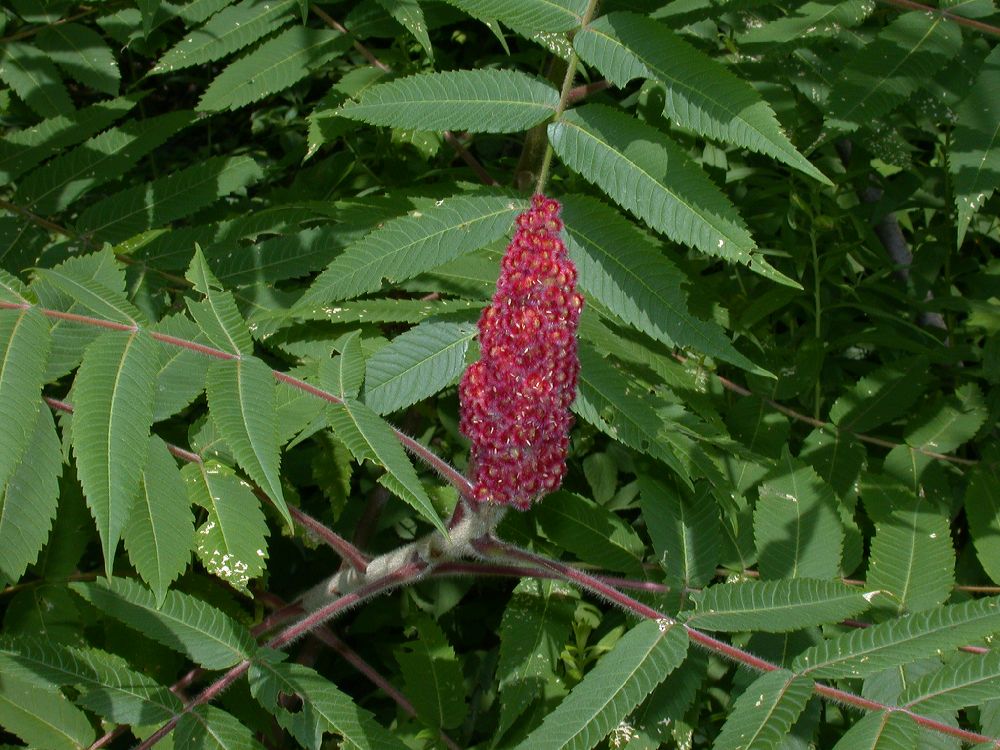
459,194,584,509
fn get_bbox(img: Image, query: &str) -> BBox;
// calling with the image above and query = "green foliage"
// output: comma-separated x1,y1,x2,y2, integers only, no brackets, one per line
0,0,997,746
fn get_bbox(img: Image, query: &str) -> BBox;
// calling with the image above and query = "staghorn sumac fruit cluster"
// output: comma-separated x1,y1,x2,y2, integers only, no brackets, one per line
458,194,584,509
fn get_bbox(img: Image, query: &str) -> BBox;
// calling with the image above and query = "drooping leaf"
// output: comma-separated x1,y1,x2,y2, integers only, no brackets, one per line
14,110,195,214
713,669,813,750
174,704,266,749
0,671,96,750
327,397,445,533
376,0,433,59
151,313,210,421
151,0,297,73
791,595,1000,678
396,616,466,730
122,436,194,605
0,95,138,185
363,320,475,414
0,638,182,725
338,69,559,132
440,0,586,32
639,476,720,588
862,475,954,614
0,42,74,117
69,576,257,669
560,194,762,373
686,579,871,632
828,357,930,433
534,491,646,575
198,26,350,112
72,330,158,574
35,23,120,95
495,578,576,741
824,11,962,132
0,407,61,583
831,711,920,750
0,306,49,491
966,451,1000,585
206,357,289,527
515,619,689,749
549,105,793,285
573,12,829,184
301,193,525,305
952,46,1000,244
34,266,146,326
753,449,843,580
75,155,263,243
249,658,409,750
319,329,365,400
182,460,269,595
185,247,253,355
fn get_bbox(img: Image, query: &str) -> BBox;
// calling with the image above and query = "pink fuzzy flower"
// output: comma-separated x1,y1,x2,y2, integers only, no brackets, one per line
458,195,584,509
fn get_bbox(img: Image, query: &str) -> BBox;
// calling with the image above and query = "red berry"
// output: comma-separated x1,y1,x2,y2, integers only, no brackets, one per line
458,195,583,510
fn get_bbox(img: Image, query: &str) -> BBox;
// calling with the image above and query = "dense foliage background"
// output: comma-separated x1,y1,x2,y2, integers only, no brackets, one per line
0,0,998,747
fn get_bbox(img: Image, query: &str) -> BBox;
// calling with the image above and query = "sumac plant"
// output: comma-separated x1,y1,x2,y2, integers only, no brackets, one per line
0,0,998,747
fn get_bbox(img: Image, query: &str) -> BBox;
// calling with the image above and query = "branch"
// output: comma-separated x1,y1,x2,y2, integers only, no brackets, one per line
878,0,1000,37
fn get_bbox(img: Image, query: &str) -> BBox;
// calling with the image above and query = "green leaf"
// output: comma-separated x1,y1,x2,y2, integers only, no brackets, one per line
75,155,263,243
574,342,693,487
122,436,194,605
952,46,1000,244
0,95,138,185
206,357,289,527
0,42,74,118
966,451,1000,585
35,23,120,95
300,192,526,305
0,407,61,583
211,225,347,288
327,397,445,533
862,476,954,614
736,0,873,46
535,491,646,574
363,320,475,414
440,0,587,32
904,383,987,454
515,619,689,749
186,247,253,355
0,307,49,491
151,314,210,421
831,711,919,750
899,649,1000,713
0,638,182,725
825,12,962,132
14,110,195,214
0,671,95,750
376,0,433,59
686,579,871,632
182,460,269,595
338,69,559,132
249,658,408,750
713,669,813,750
573,13,829,184
828,358,930,433
0,269,32,303
151,0,297,73
560,194,762,373
639,477,720,588
72,330,158,575
33,267,146,326
70,576,257,669
791,595,1000,678
753,449,843,579
496,578,576,741
396,616,466,730
319,330,365,399
198,26,349,112
550,105,792,285
175,704,266,749
280,297,485,326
